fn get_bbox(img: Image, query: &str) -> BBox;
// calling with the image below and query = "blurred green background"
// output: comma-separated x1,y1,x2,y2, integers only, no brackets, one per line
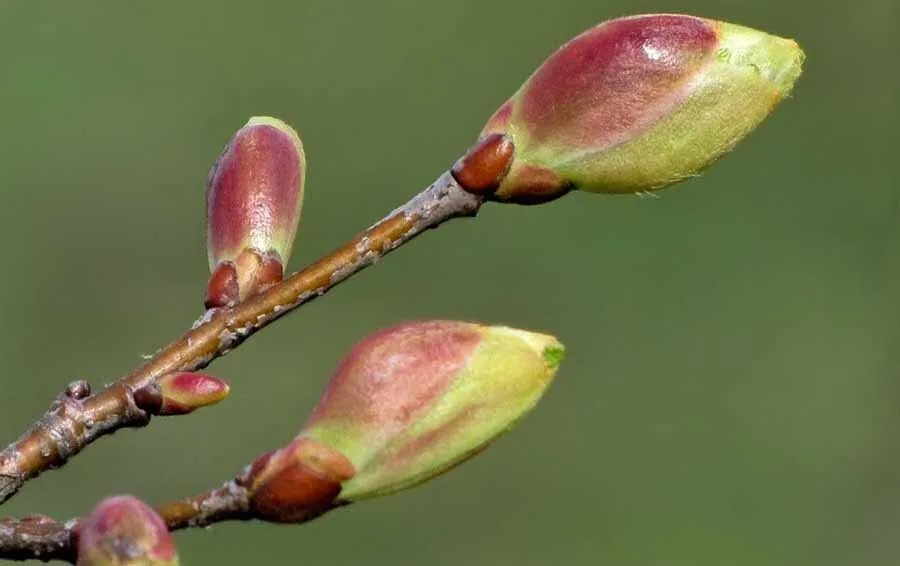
0,1,895,565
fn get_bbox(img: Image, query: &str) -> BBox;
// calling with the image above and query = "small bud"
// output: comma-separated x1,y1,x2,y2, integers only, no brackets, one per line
156,372,230,416
206,116,305,308
132,384,164,415
76,495,177,566
65,380,91,400
454,14,804,203
244,321,563,520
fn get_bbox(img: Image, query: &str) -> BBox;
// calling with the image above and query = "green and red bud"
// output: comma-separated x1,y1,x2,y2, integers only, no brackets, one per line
156,372,230,416
243,321,563,521
76,496,177,566
206,116,306,308
453,14,804,203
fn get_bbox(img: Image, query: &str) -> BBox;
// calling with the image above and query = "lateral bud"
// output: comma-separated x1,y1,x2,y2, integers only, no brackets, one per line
242,320,564,522
458,14,804,203
156,372,230,416
206,116,306,308
76,495,178,566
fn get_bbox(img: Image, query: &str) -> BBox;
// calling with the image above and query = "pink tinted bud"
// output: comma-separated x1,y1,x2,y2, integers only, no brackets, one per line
206,116,305,307
244,438,356,523
76,496,177,566
312,321,562,500
244,321,563,511
455,14,804,203
156,372,230,416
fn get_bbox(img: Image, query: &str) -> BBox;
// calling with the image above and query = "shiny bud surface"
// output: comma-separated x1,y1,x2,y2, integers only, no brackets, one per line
206,116,305,307
244,321,564,521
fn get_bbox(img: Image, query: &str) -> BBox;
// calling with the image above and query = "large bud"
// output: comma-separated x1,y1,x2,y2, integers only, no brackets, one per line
243,321,564,522
452,14,804,203
76,496,178,566
206,116,306,308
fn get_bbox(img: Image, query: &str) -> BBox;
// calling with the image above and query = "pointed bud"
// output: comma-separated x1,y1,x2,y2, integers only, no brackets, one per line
206,116,305,308
76,496,177,566
156,372,230,416
243,321,563,521
453,14,804,203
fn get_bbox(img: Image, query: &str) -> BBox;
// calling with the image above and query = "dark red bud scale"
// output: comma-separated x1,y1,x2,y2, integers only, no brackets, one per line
204,249,284,309
451,133,515,194
204,261,239,309
246,438,356,523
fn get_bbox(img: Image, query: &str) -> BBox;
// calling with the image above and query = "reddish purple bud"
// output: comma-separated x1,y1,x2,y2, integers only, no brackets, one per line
244,437,356,523
156,372,230,416
206,116,305,307
457,14,804,203
76,496,177,566
244,321,563,517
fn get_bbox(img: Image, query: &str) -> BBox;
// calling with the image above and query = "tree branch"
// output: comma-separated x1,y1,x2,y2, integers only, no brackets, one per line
0,515,76,563
0,480,258,562
0,171,482,506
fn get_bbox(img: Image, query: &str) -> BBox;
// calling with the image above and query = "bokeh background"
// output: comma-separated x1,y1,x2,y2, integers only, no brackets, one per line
0,1,896,565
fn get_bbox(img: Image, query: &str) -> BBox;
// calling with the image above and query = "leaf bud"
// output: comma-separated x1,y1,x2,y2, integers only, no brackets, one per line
76,495,177,566
453,14,804,203
206,116,306,307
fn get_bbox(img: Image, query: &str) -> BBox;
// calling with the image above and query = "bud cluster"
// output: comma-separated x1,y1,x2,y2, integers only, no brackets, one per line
124,8,803,543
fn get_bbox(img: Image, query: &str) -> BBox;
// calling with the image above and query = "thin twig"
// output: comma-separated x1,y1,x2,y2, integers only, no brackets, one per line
0,171,482,508
0,480,256,562
155,480,252,531
0,515,76,563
